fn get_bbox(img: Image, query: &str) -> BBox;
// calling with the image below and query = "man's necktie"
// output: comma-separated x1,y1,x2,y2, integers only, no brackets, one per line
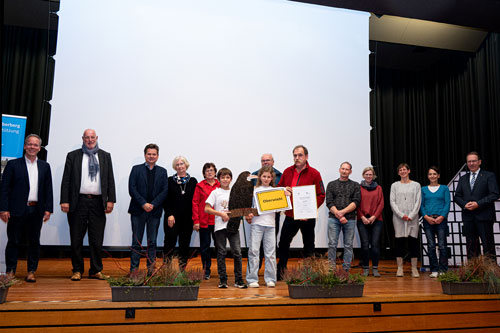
470,172,476,190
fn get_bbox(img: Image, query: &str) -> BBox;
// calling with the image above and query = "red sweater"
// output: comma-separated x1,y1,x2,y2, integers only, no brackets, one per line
192,179,220,228
278,161,325,218
357,185,384,221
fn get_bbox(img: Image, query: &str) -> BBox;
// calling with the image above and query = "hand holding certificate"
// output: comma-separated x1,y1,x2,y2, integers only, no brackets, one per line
292,185,318,220
255,187,292,215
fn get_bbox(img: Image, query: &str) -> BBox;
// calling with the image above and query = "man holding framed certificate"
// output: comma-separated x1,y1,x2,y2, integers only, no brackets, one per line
276,145,325,279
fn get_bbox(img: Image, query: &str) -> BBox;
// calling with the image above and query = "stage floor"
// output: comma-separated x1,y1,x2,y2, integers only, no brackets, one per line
2,257,494,307
2,258,500,332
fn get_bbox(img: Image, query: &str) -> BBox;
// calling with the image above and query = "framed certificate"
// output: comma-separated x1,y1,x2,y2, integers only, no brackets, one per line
292,185,318,220
255,187,292,215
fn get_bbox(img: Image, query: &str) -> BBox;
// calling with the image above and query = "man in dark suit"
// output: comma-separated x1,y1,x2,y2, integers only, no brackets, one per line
455,151,500,259
128,143,168,273
60,129,116,281
0,134,53,282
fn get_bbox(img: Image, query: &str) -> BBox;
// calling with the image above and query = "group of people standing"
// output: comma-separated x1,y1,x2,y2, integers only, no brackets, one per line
389,153,499,278
1,131,498,287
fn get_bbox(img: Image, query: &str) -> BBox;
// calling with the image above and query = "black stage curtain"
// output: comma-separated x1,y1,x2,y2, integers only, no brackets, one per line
371,33,500,254
1,23,56,160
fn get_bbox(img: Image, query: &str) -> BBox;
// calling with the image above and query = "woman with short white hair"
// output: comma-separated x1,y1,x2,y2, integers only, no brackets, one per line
163,156,198,269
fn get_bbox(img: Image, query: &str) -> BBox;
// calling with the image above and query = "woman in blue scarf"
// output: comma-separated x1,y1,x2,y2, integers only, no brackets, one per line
164,156,198,269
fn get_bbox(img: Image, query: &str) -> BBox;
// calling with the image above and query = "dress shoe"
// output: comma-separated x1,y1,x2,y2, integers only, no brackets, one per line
70,272,82,281
25,271,36,283
89,272,109,280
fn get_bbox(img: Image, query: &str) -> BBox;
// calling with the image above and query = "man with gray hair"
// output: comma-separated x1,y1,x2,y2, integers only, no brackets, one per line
325,161,360,271
60,129,116,281
251,154,282,186
0,134,53,282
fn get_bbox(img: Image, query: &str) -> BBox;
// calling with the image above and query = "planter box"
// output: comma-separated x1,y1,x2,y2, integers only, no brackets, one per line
0,288,8,304
111,285,199,302
441,282,500,295
288,284,364,299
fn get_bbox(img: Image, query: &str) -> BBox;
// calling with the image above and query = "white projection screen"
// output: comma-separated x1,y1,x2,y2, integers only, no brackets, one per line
43,0,370,249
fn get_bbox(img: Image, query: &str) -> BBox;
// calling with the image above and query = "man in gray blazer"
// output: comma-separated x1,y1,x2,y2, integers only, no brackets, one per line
60,129,116,281
455,151,499,259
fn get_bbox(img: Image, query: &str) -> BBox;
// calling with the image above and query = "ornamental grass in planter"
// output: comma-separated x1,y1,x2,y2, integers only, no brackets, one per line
438,256,500,295
284,257,365,299
107,260,203,302
0,273,21,304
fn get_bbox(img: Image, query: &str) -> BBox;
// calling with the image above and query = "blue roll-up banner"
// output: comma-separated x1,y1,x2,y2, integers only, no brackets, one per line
2,114,27,166
1,114,27,271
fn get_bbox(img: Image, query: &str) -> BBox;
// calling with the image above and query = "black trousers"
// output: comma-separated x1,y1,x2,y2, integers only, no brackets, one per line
277,216,316,273
463,219,495,259
68,196,106,275
395,236,419,258
5,206,43,273
163,216,193,268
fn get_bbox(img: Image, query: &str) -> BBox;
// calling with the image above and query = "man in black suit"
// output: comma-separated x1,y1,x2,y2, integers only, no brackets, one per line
128,143,168,273
455,151,500,259
60,129,116,281
0,134,53,282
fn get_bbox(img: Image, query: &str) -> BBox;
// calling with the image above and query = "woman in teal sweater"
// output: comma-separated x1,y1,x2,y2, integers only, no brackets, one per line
420,166,451,277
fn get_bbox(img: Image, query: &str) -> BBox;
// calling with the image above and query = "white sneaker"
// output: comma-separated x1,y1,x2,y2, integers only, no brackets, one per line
248,282,259,288
266,281,276,288
429,272,439,278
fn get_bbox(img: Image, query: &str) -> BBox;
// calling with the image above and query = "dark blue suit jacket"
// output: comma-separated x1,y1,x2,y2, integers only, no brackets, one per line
455,169,500,221
0,157,53,217
128,164,168,218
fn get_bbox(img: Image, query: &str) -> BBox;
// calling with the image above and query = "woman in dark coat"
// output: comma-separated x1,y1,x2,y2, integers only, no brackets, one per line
163,156,197,269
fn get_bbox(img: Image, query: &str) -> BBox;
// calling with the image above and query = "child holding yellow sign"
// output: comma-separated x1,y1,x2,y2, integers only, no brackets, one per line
245,166,278,288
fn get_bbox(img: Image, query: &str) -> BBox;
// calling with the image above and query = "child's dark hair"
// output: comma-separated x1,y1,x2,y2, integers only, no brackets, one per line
217,167,232,180
256,166,276,187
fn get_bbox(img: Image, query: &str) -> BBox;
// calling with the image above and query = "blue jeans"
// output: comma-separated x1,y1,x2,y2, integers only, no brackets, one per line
247,224,276,284
356,220,382,268
328,217,356,270
423,220,449,272
199,225,215,275
130,213,160,271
